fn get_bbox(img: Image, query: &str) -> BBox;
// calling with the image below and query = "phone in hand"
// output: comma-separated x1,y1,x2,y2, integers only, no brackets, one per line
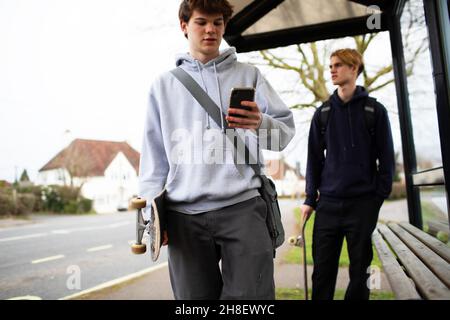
228,87,255,118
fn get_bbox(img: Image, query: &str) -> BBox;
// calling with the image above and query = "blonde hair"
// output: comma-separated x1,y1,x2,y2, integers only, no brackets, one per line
330,49,364,75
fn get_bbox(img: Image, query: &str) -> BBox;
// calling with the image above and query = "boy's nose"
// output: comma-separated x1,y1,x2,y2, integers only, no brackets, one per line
205,23,216,33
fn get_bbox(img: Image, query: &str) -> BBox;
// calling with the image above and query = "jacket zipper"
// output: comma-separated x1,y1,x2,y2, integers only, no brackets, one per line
347,104,355,148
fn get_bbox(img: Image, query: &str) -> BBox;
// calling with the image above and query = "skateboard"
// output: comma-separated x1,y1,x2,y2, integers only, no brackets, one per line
130,190,166,262
288,214,310,300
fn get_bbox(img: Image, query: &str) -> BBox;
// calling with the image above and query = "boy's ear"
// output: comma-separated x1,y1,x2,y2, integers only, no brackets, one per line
180,20,188,38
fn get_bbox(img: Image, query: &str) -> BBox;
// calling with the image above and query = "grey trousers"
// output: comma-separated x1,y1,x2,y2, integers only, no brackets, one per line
166,196,275,300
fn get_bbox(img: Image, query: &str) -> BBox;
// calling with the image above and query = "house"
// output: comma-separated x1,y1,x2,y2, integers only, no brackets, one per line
264,158,305,198
37,139,140,213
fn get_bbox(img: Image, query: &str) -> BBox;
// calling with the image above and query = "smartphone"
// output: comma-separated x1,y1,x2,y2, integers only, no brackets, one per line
228,87,255,118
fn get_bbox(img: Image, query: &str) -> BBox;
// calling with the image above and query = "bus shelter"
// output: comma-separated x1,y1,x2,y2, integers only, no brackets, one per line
224,0,450,233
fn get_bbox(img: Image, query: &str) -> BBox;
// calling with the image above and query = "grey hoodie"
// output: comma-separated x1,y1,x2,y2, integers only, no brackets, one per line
139,47,295,214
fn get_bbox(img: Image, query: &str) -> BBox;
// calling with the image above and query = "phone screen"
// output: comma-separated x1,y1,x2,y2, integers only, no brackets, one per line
229,87,255,118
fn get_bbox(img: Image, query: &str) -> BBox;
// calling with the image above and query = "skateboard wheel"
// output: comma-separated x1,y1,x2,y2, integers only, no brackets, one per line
288,236,297,245
131,243,147,254
131,197,147,209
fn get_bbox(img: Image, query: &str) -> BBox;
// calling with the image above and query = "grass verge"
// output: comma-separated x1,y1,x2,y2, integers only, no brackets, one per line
275,287,395,300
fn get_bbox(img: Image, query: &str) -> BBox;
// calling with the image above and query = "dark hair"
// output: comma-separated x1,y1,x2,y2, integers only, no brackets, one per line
179,0,234,24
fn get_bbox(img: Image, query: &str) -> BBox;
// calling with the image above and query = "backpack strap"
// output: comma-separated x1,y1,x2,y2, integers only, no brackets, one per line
317,100,331,151
319,100,331,136
319,96,378,147
364,97,378,137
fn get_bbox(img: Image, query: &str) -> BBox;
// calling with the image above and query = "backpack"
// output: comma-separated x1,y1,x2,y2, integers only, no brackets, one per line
318,97,378,146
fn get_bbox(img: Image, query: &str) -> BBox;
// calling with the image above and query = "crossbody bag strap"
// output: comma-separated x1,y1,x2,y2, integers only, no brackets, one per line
170,67,262,176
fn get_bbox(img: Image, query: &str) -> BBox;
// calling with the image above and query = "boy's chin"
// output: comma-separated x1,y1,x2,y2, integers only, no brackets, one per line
332,79,349,86
202,44,220,52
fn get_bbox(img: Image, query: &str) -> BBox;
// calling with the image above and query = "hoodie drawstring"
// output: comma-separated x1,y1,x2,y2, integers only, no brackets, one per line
213,62,225,133
195,60,211,129
347,103,355,148
195,60,225,132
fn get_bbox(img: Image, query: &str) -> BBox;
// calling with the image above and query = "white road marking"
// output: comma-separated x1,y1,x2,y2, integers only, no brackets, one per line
86,244,113,252
0,221,130,243
0,233,48,242
52,221,130,234
51,229,70,234
7,295,42,300
68,221,130,232
31,254,65,264
59,262,169,300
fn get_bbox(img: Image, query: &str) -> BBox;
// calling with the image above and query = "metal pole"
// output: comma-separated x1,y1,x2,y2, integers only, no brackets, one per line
423,0,450,228
388,11,423,228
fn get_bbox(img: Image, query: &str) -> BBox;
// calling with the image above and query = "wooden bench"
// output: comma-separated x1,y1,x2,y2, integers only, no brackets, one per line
372,221,450,300
425,220,450,243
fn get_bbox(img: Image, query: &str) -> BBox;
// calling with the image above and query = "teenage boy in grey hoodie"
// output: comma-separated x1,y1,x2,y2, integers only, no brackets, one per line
138,0,295,300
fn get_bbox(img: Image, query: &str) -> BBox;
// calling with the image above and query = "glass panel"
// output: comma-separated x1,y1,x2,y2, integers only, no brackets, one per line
419,185,449,244
400,0,443,171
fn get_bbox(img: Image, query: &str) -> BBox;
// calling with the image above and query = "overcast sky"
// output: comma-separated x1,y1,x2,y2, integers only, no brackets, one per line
0,0,441,183
0,0,186,182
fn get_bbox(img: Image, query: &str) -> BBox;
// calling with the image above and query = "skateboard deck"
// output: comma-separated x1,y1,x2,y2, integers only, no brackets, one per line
149,189,166,262
288,214,310,300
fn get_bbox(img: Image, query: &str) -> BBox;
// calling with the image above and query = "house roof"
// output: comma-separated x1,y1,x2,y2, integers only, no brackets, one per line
39,139,140,177
265,158,304,180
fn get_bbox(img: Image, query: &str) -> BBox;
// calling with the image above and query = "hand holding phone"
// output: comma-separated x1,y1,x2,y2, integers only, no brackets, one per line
228,87,255,118
227,87,262,130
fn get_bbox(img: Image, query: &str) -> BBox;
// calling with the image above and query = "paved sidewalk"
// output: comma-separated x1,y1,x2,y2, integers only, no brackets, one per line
0,217,36,229
65,198,398,300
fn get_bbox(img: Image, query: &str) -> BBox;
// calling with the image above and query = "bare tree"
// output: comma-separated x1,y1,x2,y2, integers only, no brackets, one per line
251,0,428,111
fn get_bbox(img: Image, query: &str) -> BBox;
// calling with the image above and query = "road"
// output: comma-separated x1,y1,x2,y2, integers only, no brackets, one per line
0,211,167,300
0,199,302,300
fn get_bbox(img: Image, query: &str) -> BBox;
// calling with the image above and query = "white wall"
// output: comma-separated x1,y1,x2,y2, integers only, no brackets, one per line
82,152,138,213
37,168,70,186
273,170,305,198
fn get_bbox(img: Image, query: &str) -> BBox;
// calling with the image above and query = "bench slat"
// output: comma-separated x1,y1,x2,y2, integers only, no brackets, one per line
388,223,450,288
426,220,450,235
399,221,450,263
372,229,421,299
378,224,450,300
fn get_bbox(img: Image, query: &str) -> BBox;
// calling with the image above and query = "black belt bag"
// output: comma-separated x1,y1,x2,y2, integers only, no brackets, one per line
170,67,285,255
259,175,285,250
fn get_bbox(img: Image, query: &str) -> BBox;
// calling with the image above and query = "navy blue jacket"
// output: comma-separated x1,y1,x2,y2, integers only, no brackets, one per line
304,86,395,208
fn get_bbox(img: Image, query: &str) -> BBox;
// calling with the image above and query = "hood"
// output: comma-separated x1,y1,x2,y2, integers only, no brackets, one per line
175,47,237,71
174,47,237,131
330,85,369,107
